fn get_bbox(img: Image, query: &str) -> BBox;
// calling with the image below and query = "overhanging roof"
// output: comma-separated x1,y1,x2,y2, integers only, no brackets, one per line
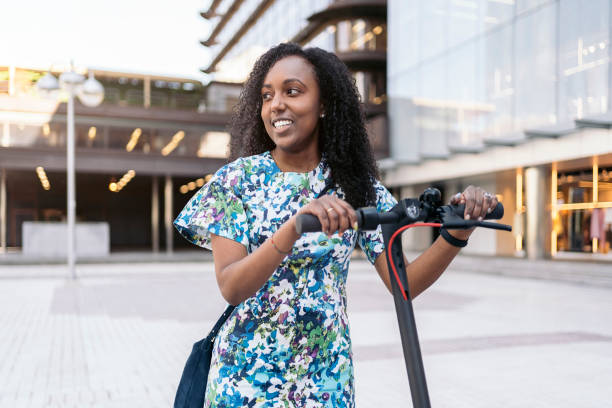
200,0,224,19
575,112,612,128
292,0,386,44
202,0,275,74
336,51,386,71
200,0,245,47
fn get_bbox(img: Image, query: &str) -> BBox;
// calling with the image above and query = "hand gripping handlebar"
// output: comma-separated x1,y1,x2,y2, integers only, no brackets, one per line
295,187,510,234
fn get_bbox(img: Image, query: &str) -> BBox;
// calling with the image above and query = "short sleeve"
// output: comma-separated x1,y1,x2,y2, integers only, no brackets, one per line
357,180,398,264
173,162,249,250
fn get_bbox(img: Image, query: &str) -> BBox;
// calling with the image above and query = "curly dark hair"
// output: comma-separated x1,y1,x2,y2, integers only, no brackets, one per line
228,42,379,208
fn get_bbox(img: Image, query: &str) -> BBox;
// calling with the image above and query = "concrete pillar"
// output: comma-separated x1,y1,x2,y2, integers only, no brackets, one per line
1,168,6,253
2,122,9,147
8,66,15,96
103,126,110,149
164,175,173,253
144,76,151,108
151,176,159,253
524,166,548,259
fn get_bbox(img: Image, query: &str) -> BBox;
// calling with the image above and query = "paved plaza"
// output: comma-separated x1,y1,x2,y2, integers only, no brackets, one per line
0,258,611,407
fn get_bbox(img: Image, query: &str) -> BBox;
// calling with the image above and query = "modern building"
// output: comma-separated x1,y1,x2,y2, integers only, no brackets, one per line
385,0,612,261
0,0,390,257
0,65,233,254
200,0,390,159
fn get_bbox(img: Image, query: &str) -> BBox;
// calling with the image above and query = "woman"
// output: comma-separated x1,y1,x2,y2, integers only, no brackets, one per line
175,43,498,407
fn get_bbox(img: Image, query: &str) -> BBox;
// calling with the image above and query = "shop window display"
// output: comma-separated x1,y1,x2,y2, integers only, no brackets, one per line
555,166,612,255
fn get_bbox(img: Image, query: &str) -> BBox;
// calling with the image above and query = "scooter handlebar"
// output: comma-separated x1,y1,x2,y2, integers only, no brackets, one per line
295,213,323,235
294,202,506,234
446,202,504,220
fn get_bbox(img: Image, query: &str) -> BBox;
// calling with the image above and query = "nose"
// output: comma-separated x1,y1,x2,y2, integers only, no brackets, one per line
271,92,286,112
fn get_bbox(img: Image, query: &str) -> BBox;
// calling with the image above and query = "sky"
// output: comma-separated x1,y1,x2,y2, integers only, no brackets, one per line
1,0,213,82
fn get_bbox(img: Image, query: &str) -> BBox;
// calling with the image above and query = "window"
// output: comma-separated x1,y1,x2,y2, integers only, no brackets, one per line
483,23,514,139
553,158,612,255
513,2,556,130
558,0,609,122
335,20,387,52
352,70,386,104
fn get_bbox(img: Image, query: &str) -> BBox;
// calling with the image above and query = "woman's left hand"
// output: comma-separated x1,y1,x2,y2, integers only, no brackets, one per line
450,185,499,221
448,185,499,239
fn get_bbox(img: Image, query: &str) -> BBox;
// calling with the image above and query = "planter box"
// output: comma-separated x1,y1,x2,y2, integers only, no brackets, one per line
22,222,110,258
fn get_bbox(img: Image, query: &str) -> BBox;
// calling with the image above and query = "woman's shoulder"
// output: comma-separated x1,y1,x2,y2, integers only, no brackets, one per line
209,152,275,193
371,178,397,210
214,152,271,178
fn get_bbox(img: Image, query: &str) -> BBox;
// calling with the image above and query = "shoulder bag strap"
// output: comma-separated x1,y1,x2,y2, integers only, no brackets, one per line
206,305,235,342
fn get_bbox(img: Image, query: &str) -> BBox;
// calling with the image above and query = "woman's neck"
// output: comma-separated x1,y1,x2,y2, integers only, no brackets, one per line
271,147,321,173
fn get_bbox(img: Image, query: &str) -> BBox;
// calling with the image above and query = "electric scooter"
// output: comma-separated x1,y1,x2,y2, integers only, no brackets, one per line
295,187,512,408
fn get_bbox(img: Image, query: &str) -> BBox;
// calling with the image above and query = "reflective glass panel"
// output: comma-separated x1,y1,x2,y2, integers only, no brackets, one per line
557,170,594,204
483,23,514,138
513,2,556,130
446,41,483,146
335,20,386,52
558,0,609,122
420,0,449,61
388,0,420,75
448,0,479,48
516,0,551,15
598,166,612,202
418,59,450,156
481,0,516,30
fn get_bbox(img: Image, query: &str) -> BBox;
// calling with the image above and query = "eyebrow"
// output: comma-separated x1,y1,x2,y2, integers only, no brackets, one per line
262,78,306,89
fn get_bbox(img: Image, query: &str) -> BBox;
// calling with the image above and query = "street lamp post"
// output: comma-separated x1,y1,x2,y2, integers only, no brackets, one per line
37,66,104,279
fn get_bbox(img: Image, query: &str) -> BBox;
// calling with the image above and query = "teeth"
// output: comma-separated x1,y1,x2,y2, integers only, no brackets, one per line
273,120,292,128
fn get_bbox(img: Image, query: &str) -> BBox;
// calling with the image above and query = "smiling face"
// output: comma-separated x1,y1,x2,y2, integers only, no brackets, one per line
260,55,323,155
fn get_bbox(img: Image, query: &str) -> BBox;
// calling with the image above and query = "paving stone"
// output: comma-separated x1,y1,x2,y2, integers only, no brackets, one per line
0,260,611,407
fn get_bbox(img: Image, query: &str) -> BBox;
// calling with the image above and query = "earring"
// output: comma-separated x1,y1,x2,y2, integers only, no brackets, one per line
320,113,325,118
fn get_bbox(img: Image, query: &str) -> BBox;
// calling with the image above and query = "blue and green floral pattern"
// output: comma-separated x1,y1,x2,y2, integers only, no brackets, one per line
174,151,396,407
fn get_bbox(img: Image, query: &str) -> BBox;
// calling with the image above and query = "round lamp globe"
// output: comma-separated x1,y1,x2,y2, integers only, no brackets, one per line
78,73,105,107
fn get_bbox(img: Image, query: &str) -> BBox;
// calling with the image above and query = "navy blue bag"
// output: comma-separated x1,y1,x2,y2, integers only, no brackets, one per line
174,305,235,408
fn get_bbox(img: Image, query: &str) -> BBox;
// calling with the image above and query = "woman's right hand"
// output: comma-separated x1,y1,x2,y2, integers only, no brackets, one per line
294,193,358,236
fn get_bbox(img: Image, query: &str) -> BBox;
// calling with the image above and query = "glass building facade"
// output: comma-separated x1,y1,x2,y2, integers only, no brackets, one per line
207,0,388,104
202,0,390,158
0,67,230,159
205,0,387,104
0,66,231,253
386,0,612,260
210,0,334,83
389,0,610,159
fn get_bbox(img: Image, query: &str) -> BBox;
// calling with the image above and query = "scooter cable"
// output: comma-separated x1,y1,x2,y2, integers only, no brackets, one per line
386,223,442,301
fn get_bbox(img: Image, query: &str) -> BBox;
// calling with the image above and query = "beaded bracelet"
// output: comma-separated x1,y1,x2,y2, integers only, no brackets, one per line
270,233,291,255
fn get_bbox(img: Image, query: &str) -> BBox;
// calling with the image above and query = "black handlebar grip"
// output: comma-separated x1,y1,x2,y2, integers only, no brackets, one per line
450,202,504,220
295,214,322,234
295,209,385,234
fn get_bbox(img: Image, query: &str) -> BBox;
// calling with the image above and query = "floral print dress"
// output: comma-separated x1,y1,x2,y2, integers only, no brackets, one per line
174,151,396,408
